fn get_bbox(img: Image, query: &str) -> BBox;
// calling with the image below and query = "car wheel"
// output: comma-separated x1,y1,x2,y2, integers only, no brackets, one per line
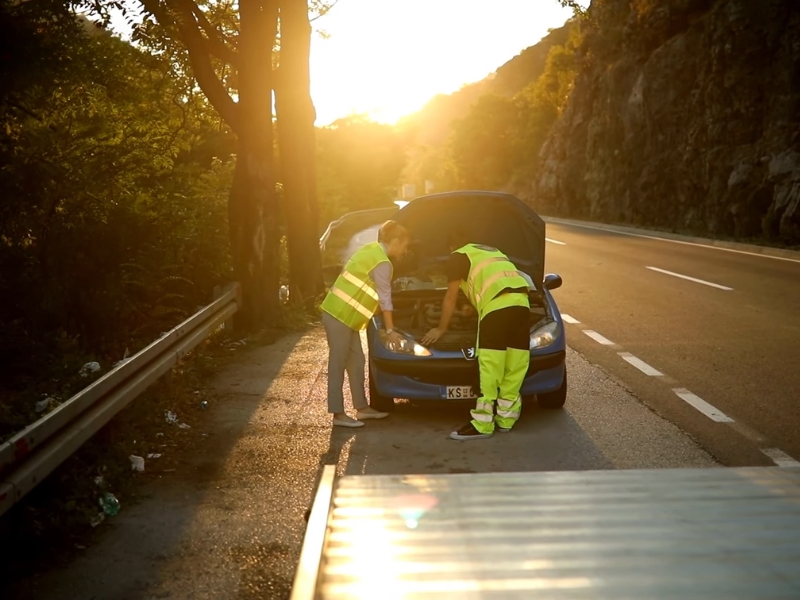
368,368,395,412
535,373,567,409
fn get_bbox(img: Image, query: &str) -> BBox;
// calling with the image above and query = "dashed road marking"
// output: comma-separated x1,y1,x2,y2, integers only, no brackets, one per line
618,352,664,377
672,388,734,423
646,266,733,291
761,448,800,468
546,238,566,245
570,313,794,464
583,330,615,346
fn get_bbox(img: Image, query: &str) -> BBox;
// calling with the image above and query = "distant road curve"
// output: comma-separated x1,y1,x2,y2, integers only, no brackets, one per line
542,216,800,263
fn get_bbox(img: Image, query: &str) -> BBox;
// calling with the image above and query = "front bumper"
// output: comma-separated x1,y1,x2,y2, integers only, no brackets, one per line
370,351,566,401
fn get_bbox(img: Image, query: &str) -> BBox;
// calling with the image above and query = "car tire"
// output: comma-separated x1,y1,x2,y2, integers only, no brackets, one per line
368,368,395,412
535,373,567,409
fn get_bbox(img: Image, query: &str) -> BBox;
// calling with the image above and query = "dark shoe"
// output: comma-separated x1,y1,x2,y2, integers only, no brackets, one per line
497,427,511,433
449,422,492,440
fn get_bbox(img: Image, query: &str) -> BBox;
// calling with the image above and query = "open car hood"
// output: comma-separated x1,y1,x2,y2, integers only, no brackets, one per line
393,191,545,287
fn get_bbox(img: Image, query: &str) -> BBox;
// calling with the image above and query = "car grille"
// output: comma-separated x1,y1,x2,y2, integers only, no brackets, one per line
410,370,479,386
431,340,476,352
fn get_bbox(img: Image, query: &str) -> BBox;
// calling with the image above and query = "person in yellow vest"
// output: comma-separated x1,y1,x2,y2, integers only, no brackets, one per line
422,228,531,440
320,220,410,427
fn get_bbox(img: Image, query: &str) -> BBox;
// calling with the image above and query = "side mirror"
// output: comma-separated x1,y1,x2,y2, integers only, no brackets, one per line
543,273,563,291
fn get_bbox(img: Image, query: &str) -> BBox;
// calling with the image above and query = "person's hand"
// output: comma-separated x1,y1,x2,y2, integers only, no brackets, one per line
386,330,403,348
422,327,445,346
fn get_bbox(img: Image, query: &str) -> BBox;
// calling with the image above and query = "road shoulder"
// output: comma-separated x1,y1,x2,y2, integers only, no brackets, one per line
2,328,717,599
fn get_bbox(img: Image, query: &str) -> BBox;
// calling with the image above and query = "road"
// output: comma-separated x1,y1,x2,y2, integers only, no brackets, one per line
543,218,800,467
2,325,716,599
4,217,798,599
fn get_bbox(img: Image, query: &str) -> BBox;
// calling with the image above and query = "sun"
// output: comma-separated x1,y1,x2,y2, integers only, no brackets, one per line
309,0,578,126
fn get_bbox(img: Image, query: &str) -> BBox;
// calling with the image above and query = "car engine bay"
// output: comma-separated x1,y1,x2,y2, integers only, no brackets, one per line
389,274,549,351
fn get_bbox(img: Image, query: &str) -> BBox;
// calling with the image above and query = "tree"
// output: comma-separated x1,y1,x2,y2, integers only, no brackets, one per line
276,0,324,304
429,16,581,192
316,115,407,222
450,94,522,189
133,0,328,326
0,5,235,402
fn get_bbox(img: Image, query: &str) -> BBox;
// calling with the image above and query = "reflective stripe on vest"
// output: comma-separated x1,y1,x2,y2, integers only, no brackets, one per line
321,241,390,331
455,244,529,318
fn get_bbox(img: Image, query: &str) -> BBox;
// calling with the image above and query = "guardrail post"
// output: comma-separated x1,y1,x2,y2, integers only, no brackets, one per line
213,285,235,334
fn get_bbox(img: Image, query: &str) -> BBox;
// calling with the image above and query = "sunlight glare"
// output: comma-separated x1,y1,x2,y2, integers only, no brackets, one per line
310,0,579,124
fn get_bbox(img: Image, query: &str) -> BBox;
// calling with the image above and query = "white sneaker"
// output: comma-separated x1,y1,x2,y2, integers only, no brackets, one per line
357,407,389,420
333,415,364,428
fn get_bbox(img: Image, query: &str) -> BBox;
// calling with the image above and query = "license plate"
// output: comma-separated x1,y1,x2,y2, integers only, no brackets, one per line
446,386,477,399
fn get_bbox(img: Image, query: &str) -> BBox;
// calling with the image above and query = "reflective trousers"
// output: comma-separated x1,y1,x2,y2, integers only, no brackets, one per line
470,302,530,434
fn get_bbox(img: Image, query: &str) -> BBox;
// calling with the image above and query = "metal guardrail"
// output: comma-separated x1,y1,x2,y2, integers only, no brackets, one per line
0,282,240,518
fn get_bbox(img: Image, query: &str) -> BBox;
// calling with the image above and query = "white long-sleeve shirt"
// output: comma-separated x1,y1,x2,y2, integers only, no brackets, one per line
370,244,393,312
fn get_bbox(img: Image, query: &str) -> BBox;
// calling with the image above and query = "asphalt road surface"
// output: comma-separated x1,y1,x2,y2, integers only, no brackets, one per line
4,218,798,599
543,218,800,468
3,325,717,599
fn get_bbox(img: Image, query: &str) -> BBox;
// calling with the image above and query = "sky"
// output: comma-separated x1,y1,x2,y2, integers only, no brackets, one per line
109,1,580,126
310,0,578,125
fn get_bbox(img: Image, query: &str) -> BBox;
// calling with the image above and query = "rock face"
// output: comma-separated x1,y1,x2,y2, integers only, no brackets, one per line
531,0,800,244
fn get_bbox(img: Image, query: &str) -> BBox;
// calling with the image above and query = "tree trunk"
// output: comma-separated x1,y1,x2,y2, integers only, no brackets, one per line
229,0,281,329
276,0,324,304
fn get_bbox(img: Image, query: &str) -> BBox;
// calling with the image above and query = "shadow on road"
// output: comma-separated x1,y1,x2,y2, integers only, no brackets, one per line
315,392,612,482
0,331,307,600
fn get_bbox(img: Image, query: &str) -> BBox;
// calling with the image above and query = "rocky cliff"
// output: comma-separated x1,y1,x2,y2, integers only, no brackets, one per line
530,0,800,244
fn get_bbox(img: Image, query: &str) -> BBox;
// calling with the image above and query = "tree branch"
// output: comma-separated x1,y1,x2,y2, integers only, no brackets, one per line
162,0,242,133
149,0,240,66
186,0,240,67
309,0,338,23
8,98,44,122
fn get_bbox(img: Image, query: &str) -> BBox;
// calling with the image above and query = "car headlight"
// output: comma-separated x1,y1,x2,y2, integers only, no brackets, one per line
530,321,560,350
379,329,432,356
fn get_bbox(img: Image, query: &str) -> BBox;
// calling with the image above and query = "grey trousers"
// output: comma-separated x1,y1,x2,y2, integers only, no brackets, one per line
322,311,369,413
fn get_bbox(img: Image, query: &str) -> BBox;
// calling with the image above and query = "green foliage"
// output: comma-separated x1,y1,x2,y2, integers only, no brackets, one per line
577,0,631,62
316,115,406,226
0,9,235,422
402,142,459,196
450,94,521,190
445,21,582,190
558,0,588,15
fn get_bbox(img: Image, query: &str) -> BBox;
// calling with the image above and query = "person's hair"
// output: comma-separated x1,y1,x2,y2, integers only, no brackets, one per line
378,220,409,244
448,226,470,250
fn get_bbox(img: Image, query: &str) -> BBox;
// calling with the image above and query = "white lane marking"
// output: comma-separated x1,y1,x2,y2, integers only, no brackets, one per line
672,388,734,423
561,314,580,324
583,330,615,346
546,238,566,246
761,448,800,467
646,266,733,291
618,352,664,377
547,219,800,264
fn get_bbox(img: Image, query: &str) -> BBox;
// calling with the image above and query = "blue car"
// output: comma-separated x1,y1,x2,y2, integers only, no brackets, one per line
323,191,567,412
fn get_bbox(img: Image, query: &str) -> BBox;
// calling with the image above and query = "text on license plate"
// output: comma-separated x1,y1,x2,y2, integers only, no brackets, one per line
446,386,477,399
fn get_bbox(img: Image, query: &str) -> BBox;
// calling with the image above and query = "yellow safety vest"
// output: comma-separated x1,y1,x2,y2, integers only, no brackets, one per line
321,242,390,331
454,244,530,319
